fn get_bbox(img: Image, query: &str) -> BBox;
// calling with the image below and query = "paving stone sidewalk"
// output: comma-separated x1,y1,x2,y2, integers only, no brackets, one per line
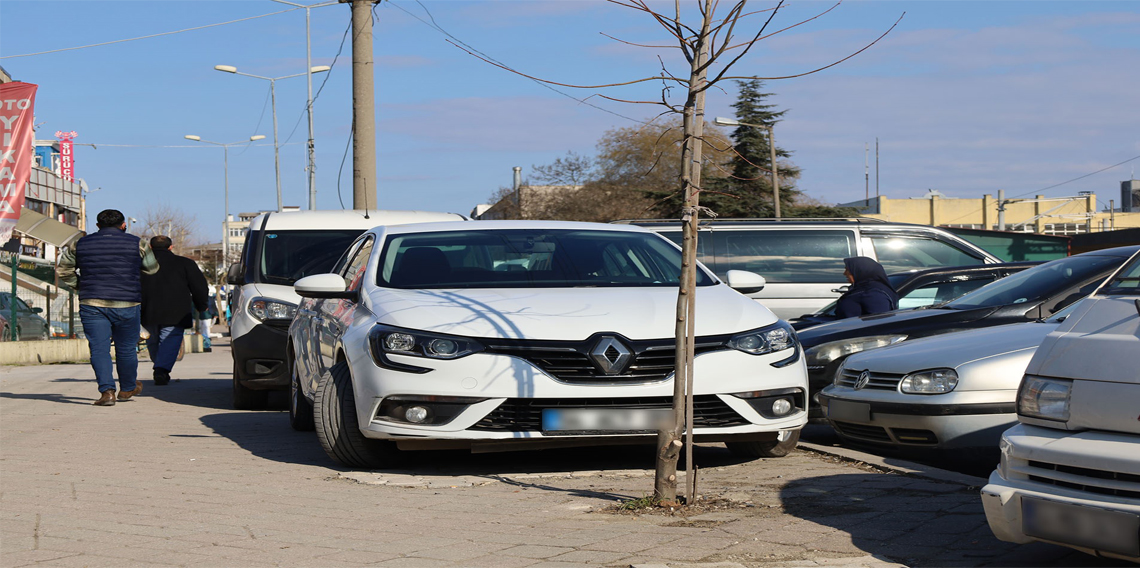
0,342,1120,568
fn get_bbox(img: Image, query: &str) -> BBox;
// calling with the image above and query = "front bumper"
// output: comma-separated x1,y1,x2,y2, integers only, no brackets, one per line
981,424,1140,562
231,321,291,390
344,341,809,445
818,387,1016,450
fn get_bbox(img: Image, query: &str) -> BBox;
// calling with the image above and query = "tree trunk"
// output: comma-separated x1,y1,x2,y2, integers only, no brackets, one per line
655,1,713,505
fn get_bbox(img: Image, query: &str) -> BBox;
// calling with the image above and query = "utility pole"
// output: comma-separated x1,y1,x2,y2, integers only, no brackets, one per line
864,143,869,204
343,0,378,210
997,189,1006,231
875,137,879,199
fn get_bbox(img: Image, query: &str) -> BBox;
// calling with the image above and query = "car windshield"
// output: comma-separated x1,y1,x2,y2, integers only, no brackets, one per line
378,229,713,289
259,229,365,285
944,254,1120,310
1098,253,1140,296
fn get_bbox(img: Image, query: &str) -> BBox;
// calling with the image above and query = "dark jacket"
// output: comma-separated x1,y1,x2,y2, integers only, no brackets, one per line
142,249,210,329
74,227,144,303
835,256,899,319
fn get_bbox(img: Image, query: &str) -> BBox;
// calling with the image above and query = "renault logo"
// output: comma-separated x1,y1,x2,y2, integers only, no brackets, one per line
589,337,633,375
853,371,871,390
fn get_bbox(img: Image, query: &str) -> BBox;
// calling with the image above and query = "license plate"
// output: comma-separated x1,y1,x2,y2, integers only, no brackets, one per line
1022,496,1140,557
827,399,871,422
541,408,670,435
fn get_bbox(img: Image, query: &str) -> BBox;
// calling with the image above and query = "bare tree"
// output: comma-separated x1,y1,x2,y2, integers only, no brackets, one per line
460,0,902,504
137,204,204,256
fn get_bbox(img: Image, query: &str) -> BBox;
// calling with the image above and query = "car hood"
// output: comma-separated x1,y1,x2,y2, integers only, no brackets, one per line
842,321,1056,375
245,283,301,306
366,285,777,340
1028,296,1140,385
796,305,1000,347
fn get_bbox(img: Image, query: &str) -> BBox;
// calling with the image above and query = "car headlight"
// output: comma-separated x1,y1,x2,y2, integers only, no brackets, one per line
899,368,958,394
804,335,907,366
247,297,297,322
727,321,797,356
1017,375,1071,422
369,324,484,362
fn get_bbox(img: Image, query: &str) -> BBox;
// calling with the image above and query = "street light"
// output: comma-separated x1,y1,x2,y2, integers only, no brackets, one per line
271,0,338,211
214,64,330,212
714,116,781,219
184,134,266,269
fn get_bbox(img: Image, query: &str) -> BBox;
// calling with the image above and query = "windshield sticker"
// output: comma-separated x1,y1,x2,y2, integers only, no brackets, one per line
266,234,278,239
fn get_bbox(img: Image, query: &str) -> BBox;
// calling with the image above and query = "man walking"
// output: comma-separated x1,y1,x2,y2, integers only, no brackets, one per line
57,209,159,406
141,235,209,385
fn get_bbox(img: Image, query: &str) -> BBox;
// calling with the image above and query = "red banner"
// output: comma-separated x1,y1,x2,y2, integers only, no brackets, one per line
56,130,77,182
0,81,38,243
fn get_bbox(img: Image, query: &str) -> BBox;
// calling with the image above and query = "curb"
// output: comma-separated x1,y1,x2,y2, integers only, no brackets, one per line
797,441,988,488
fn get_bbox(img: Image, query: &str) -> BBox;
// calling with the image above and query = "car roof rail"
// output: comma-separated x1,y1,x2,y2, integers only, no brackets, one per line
613,217,889,224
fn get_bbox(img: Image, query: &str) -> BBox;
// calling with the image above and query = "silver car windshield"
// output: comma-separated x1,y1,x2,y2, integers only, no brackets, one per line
377,229,713,289
1099,253,1140,296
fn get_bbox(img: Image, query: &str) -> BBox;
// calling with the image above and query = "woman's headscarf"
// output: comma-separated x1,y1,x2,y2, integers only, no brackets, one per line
844,256,893,288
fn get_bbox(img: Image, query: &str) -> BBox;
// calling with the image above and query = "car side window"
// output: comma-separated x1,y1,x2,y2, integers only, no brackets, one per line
706,230,855,283
341,237,374,292
14,297,32,312
898,276,996,309
870,236,984,273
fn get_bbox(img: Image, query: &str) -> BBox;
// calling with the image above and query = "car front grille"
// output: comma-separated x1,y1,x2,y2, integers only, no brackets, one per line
832,421,891,442
482,334,730,384
469,395,748,432
1024,460,1140,500
836,368,905,391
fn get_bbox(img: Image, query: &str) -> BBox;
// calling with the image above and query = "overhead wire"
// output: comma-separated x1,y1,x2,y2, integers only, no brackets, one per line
1,8,303,59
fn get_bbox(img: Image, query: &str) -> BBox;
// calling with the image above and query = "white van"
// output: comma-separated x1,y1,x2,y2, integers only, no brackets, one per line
227,209,466,409
623,219,1001,320
981,249,1140,563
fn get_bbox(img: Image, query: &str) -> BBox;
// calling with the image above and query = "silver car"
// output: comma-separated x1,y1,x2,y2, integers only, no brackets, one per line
817,301,1081,453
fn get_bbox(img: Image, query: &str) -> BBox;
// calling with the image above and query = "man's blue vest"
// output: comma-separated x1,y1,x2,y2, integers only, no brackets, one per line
75,227,143,303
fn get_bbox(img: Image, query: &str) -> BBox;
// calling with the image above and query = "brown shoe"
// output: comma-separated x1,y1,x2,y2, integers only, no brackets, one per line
117,383,143,401
93,390,116,406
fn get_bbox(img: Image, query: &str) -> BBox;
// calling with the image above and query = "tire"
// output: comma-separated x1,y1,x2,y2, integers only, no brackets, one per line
232,361,269,410
39,329,49,341
13,327,20,342
289,358,315,431
313,360,396,469
0,326,8,342
726,428,801,459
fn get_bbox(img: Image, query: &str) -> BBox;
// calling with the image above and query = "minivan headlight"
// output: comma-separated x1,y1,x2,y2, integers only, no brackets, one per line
369,324,484,361
727,321,796,355
900,368,958,394
1017,376,1071,422
804,335,907,366
248,297,297,322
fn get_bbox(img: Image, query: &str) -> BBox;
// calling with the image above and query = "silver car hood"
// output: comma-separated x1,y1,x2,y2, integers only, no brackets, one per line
366,284,777,340
842,321,1057,374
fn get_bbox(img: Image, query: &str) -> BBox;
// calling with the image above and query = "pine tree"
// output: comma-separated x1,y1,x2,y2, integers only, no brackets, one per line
707,80,803,217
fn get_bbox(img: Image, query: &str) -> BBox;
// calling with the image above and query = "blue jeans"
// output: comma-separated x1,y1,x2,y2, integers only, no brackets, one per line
79,304,141,394
145,325,184,373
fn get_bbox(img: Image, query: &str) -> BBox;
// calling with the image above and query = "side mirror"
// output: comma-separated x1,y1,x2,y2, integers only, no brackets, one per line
726,270,765,294
31,307,43,314
295,273,357,300
226,263,243,286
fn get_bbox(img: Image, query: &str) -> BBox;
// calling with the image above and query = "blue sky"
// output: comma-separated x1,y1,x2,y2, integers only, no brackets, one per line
2,0,1138,241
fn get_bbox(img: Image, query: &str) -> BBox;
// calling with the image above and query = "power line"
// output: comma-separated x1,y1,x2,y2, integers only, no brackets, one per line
1009,153,1140,199
1,8,303,59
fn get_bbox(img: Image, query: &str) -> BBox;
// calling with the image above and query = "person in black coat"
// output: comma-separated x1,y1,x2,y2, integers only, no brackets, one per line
141,236,210,385
834,256,899,319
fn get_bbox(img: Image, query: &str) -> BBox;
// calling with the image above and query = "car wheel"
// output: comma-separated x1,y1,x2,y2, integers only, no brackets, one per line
232,361,269,410
314,360,396,469
289,360,315,432
39,327,49,341
0,326,8,341
726,428,801,459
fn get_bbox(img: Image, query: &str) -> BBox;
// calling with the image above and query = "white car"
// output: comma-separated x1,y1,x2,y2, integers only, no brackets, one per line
818,301,1081,453
287,220,808,468
982,250,1140,563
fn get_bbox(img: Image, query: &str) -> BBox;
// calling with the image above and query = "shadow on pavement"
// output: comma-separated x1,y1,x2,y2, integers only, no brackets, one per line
779,474,1133,567
0,391,95,405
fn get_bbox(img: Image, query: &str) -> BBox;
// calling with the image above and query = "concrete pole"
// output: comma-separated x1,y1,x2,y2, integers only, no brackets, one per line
349,0,378,210
769,125,780,219
997,189,1006,231
223,146,230,267
270,79,283,212
305,6,318,211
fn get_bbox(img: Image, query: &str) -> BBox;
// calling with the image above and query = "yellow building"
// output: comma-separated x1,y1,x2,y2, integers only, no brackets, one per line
843,188,1140,235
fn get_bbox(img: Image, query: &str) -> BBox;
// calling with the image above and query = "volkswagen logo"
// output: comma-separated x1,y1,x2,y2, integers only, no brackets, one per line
589,337,633,375
853,370,871,390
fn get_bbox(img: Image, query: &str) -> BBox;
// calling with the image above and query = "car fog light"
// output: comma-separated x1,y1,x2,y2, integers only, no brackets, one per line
428,339,458,356
385,333,416,352
771,398,792,416
405,406,430,423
